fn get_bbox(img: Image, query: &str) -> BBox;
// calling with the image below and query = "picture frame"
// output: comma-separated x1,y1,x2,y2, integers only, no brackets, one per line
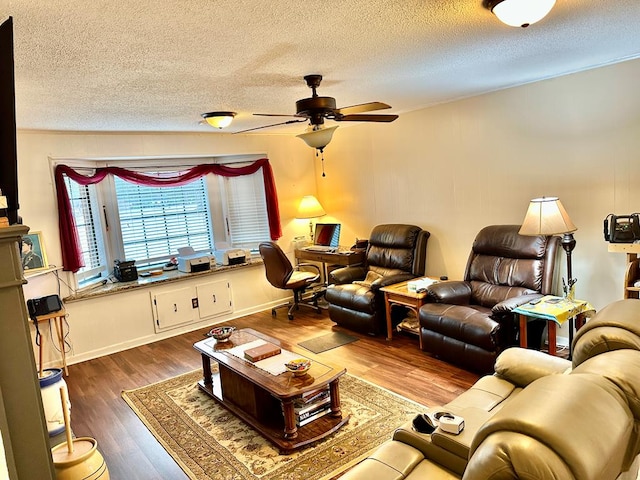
21,231,48,272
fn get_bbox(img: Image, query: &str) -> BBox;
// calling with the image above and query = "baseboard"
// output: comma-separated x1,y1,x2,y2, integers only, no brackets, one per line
51,300,291,368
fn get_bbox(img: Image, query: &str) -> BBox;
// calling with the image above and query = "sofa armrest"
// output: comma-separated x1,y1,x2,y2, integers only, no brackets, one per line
426,281,472,305
373,273,416,290
339,440,424,480
392,420,468,476
494,347,571,387
491,293,543,315
329,265,366,285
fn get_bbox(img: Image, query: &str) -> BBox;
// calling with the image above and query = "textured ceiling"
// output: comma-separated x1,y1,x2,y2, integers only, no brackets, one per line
2,0,640,134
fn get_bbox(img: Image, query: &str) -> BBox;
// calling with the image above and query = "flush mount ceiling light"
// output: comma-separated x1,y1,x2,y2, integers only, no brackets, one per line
201,111,236,129
484,0,556,28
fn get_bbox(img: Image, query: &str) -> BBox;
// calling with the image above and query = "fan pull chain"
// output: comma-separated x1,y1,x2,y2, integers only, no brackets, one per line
317,148,326,177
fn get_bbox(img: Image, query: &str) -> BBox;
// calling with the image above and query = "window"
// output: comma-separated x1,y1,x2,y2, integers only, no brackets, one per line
221,171,270,251
114,175,214,265
63,177,106,283
61,157,272,287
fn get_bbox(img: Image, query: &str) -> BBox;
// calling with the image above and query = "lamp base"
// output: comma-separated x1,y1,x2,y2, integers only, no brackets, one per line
0,217,9,228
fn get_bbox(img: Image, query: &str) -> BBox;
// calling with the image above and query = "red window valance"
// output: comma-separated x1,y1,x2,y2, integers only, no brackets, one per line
54,158,282,273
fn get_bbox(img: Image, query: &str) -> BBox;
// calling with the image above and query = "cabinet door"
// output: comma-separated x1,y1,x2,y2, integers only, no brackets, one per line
197,280,232,319
152,287,198,332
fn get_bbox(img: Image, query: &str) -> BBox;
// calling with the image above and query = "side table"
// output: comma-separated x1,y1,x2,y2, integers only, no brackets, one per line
34,308,69,377
380,278,439,346
513,296,595,358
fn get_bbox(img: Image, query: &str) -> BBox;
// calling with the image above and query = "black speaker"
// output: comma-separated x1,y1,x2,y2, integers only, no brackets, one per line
27,294,63,319
114,259,138,282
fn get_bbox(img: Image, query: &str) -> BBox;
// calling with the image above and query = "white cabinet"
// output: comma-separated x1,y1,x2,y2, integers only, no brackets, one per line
152,286,199,332
197,280,232,319
151,279,233,333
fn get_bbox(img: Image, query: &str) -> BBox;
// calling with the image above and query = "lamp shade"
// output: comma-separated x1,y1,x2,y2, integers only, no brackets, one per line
202,111,236,129
486,0,556,27
296,126,338,150
519,197,577,236
296,195,325,219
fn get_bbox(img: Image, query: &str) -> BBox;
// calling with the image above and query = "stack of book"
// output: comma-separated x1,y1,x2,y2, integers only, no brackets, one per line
293,387,331,427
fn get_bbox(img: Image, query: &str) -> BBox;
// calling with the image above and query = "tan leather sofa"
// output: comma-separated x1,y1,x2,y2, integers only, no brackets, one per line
341,299,640,480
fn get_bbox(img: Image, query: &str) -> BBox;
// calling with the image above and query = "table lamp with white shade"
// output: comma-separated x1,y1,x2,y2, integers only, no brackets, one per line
296,195,326,241
519,196,577,297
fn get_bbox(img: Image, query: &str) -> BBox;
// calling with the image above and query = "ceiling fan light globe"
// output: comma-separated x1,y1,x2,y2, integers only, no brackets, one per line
490,0,555,27
296,125,338,150
202,111,236,129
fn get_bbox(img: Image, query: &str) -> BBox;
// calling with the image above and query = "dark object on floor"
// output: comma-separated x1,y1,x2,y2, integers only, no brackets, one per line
298,331,358,354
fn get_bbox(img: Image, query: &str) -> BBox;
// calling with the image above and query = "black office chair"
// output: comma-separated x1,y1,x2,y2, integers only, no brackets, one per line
259,242,324,320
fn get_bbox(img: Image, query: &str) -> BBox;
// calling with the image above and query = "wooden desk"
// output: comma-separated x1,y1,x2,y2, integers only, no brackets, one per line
34,308,69,377
294,249,365,282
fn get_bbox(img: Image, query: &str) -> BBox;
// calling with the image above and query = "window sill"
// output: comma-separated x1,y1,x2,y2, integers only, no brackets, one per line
63,258,264,303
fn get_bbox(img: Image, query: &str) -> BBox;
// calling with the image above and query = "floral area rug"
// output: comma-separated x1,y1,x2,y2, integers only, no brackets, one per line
122,368,426,480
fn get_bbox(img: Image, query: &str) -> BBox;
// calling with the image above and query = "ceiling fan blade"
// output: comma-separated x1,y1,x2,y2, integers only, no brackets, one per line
335,102,391,115
233,119,307,134
336,114,399,123
254,113,306,118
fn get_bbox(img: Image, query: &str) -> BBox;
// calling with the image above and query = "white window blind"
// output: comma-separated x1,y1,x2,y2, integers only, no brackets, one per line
222,172,270,250
64,177,105,280
114,176,214,265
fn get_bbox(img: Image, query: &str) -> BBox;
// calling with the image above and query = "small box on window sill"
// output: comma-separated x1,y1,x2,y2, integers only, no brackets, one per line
244,343,281,362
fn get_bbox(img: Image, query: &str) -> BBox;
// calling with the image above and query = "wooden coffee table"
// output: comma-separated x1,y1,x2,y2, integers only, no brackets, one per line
193,328,349,452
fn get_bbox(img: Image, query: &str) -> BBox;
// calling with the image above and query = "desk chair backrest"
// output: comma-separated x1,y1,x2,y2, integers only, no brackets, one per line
259,242,293,289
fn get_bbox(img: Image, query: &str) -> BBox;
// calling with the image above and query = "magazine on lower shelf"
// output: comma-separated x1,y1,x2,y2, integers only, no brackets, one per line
294,388,330,410
296,397,331,419
297,406,331,427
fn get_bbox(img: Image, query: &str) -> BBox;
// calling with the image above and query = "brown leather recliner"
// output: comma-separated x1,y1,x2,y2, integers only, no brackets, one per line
419,225,559,374
325,224,430,336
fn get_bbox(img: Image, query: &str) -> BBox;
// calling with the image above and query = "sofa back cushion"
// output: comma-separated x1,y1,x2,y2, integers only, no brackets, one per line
465,225,559,307
466,374,634,480
573,299,640,367
572,349,640,435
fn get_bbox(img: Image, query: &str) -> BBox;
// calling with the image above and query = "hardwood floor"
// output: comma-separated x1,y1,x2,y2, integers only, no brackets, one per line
64,308,479,480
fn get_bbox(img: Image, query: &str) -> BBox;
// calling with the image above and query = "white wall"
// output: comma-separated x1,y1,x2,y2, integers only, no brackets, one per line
16,57,640,364
320,58,640,311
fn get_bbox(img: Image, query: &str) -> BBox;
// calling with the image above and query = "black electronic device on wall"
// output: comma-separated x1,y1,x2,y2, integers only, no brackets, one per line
114,259,138,282
604,214,640,243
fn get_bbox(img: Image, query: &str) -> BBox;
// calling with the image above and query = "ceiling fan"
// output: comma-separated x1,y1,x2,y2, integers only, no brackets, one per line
236,74,399,134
